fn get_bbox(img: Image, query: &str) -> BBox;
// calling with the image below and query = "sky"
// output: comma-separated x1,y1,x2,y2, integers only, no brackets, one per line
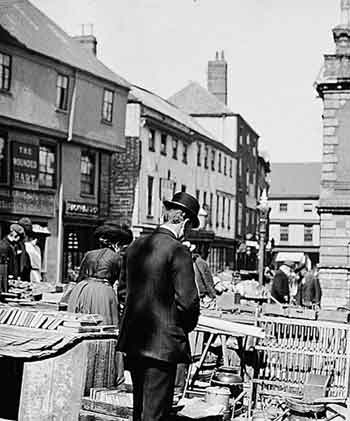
31,0,341,163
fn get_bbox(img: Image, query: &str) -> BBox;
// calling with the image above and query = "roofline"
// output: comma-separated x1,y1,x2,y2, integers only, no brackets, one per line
0,25,130,91
269,195,320,200
189,112,260,138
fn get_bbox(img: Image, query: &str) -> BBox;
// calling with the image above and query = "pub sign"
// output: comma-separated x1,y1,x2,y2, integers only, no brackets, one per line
12,141,39,190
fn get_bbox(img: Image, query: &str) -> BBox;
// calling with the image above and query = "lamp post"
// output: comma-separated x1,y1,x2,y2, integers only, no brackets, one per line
257,189,271,286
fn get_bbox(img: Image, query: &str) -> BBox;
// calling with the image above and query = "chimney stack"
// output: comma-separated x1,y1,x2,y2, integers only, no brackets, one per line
207,50,228,105
73,24,97,56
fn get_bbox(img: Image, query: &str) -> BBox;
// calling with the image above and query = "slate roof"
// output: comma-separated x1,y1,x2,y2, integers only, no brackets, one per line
269,162,321,198
0,0,130,89
168,81,234,116
130,85,220,141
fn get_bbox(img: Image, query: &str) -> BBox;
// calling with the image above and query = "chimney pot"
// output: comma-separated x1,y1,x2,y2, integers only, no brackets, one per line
215,51,219,60
221,50,225,60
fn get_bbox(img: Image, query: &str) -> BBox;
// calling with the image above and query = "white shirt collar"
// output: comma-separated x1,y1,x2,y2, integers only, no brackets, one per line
160,224,178,239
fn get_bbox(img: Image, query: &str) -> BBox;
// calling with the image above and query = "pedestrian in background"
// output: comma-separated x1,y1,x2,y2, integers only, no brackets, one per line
296,266,322,308
117,192,200,421
24,232,42,283
0,224,25,281
67,225,132,387
17,217,33,283
271,261,294,304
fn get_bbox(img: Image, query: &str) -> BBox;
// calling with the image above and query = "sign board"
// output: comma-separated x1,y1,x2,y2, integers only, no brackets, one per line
0,190,55,217
12,142,39,190
65,201,99,217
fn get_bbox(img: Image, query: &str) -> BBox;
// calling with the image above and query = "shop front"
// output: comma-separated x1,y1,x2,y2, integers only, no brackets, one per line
63,201,101,282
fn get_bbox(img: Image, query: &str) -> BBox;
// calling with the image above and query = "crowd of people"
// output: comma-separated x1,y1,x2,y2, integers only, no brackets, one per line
267,257,322,308
0,217,42,287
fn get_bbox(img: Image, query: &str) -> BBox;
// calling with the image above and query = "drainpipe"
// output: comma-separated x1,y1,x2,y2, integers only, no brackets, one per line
55,70,77,285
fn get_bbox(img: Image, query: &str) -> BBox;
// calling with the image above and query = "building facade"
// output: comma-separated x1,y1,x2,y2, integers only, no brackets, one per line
0,0,129,282
315,0,350,307
168,53,261,267
111,85,237,273
268,163,321,266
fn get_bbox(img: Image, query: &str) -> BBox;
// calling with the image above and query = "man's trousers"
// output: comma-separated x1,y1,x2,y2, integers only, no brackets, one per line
128,356,177,421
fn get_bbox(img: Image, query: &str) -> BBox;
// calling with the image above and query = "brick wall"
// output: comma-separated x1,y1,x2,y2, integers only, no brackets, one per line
109,137,141,225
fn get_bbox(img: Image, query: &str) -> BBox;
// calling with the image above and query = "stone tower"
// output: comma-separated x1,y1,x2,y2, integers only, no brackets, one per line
207,51,228,105
316,0,350,307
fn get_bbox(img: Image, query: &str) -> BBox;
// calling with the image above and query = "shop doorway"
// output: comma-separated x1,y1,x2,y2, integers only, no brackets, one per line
63,225,97,282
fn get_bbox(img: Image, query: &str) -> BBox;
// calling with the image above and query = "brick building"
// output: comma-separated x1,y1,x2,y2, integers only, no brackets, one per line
315,0,350,307
268,163,321,267
111,85,238,273
0,0,130,282
169,53,260,257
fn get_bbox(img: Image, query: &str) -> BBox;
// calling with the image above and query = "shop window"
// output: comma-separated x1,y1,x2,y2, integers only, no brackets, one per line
204,145,209,169
279,202,288,212
56,74,69,111
147,176,154,217
149,129,155,151
172,138,178,159
197,142,202,166
160,133,167,156
102,88,114,123
0,133,7,183
304,225,313,242
39,144,56,188
182,142,188,164
280,224,289,242
0,52,11,91
80,149,96,195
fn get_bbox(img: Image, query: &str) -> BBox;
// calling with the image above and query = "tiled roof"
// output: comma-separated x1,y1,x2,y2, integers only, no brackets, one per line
269,162,321,198
0,0,130,89
131,85,219,141
168,81,234,116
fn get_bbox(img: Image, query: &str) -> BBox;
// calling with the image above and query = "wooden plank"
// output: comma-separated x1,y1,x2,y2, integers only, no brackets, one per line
18,341,88,421
79,409,130,420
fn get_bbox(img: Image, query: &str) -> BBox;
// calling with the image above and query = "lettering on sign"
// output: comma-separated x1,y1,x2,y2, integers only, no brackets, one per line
0,190,55,217
65,201,99,217
12,141,39,190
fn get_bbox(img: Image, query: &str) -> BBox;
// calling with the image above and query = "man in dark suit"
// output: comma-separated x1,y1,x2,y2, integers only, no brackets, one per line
271,261,294,304
117,192,200,421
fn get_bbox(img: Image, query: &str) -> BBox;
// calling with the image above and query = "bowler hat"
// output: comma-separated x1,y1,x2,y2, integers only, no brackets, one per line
164,192,200,228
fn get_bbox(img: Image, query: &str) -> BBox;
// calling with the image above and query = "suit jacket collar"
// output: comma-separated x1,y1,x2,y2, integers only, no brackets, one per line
155,226,178,241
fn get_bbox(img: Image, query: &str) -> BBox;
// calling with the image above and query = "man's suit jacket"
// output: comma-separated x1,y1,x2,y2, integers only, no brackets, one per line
117,227,200,364
271,269,290,304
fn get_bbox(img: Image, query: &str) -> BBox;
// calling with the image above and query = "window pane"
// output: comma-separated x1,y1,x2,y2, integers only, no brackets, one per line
102,89,114,122
39,144,56,188
80,150,95,194
0,52,11,91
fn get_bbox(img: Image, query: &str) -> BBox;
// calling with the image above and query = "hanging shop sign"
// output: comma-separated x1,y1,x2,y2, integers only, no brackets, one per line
12,141,39,190
65,201,99,217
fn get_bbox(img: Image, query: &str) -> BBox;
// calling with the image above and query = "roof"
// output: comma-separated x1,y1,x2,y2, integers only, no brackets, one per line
168,81,234,116
269,162,321,198
130,85,220,141
0,0,130,89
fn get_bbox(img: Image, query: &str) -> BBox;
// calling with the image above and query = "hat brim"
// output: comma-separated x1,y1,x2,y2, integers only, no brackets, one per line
163,200,200,228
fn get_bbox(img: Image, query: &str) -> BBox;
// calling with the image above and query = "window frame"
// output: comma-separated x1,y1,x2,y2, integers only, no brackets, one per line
182,141,188,164
211,150,216,171
147,175,154,217
80,148,96,196
280,224,289,242
279,202,288,212
148,129,156,152
160,133,167,156
304,225,313,242
197,142,202,166
218,152,222,173
39,142,56,189
204,145,209,169
229,159,233,177
172,138,178,160
0,52,11,92
102,88,114,123
55,74,69,111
